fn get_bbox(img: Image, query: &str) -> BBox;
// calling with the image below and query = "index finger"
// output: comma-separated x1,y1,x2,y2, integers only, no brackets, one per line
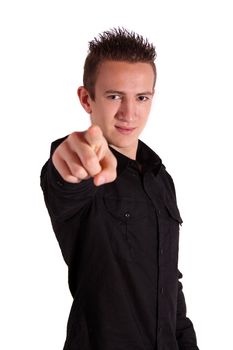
84,125,104,152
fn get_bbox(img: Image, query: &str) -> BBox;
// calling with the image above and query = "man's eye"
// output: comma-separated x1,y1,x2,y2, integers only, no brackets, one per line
138,96,149,102
107,95,121,100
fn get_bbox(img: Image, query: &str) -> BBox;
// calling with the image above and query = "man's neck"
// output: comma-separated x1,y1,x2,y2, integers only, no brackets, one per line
109,141,138,160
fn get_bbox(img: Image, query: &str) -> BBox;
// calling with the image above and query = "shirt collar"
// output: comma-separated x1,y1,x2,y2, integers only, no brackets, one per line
109,140,162,177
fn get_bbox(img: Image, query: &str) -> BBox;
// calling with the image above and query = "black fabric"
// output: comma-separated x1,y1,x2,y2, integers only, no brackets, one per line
40,139,199,350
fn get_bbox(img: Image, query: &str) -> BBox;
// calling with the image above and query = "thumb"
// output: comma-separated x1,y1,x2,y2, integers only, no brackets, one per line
93,150,117,186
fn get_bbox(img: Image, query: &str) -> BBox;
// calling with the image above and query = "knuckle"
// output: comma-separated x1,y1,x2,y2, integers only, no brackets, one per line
84,155,99,172
64,175,79,184
66,133,75,145
68,131,78,141
63,174,72,182
52,151,58,164
52,152,63,171
67,131,83,147
54,141,69,161
73,166,87,179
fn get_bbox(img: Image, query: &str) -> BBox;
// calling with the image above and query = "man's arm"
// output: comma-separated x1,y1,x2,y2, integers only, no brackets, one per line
176,271,199,350
40,125,117,220
40,125,117,265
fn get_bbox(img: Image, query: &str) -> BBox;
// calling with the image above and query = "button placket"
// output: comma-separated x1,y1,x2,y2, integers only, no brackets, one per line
123,212,131,242
123,211,135,259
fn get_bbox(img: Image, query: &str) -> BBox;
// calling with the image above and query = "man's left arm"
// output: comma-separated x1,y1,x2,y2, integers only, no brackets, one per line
176,270,199,350
162,168,199,349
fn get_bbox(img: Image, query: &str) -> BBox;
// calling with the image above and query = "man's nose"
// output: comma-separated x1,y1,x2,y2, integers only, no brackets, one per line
116,99,136,122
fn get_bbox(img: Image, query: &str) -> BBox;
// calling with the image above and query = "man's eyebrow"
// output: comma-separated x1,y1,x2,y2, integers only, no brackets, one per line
136,91,154,96
104,90,125,95
104,90,153,95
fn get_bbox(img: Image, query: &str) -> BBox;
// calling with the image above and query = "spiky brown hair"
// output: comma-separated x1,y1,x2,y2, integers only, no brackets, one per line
83,27,157,99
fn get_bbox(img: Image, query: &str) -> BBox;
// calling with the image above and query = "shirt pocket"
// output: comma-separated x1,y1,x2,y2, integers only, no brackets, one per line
164,200,183,264
103,196,149,262
165,200,183,225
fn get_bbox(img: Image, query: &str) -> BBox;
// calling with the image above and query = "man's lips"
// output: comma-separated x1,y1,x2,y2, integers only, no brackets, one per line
115,126,136,134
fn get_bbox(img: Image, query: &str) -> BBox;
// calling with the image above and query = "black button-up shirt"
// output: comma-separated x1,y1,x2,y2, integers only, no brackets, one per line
40,139,199,350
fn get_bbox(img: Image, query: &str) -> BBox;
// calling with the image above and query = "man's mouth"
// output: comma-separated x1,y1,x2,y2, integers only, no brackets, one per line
115,126,136,135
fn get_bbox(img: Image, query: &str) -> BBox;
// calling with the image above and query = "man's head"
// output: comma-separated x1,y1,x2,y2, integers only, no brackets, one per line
78,28,157,159
83,27,157,100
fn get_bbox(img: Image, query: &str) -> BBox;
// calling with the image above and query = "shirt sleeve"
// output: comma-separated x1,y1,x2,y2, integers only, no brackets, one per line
176,270,199,350
41,158,96,222
40,138,97,265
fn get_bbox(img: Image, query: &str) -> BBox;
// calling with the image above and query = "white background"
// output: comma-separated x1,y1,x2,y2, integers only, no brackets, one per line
0,0,232,349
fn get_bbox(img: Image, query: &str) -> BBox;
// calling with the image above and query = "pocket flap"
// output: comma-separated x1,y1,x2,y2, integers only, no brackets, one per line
165,201,183,224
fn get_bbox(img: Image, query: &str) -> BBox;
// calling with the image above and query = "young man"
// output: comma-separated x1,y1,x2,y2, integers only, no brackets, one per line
41,28,199,350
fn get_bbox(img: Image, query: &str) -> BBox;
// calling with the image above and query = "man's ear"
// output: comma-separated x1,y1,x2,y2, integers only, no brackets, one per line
77,86,92,114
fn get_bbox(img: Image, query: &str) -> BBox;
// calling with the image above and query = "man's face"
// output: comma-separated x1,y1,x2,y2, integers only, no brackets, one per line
86,60,155,159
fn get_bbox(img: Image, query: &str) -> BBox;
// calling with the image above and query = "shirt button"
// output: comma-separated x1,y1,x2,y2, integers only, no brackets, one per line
124,212,131,218
160,249,164,255
160,287,164,294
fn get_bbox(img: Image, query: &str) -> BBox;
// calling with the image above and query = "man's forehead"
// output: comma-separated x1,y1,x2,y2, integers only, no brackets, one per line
103,89,154,96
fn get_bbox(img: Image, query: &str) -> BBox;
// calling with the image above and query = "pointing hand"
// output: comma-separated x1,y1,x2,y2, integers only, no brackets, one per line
52,125,117,186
